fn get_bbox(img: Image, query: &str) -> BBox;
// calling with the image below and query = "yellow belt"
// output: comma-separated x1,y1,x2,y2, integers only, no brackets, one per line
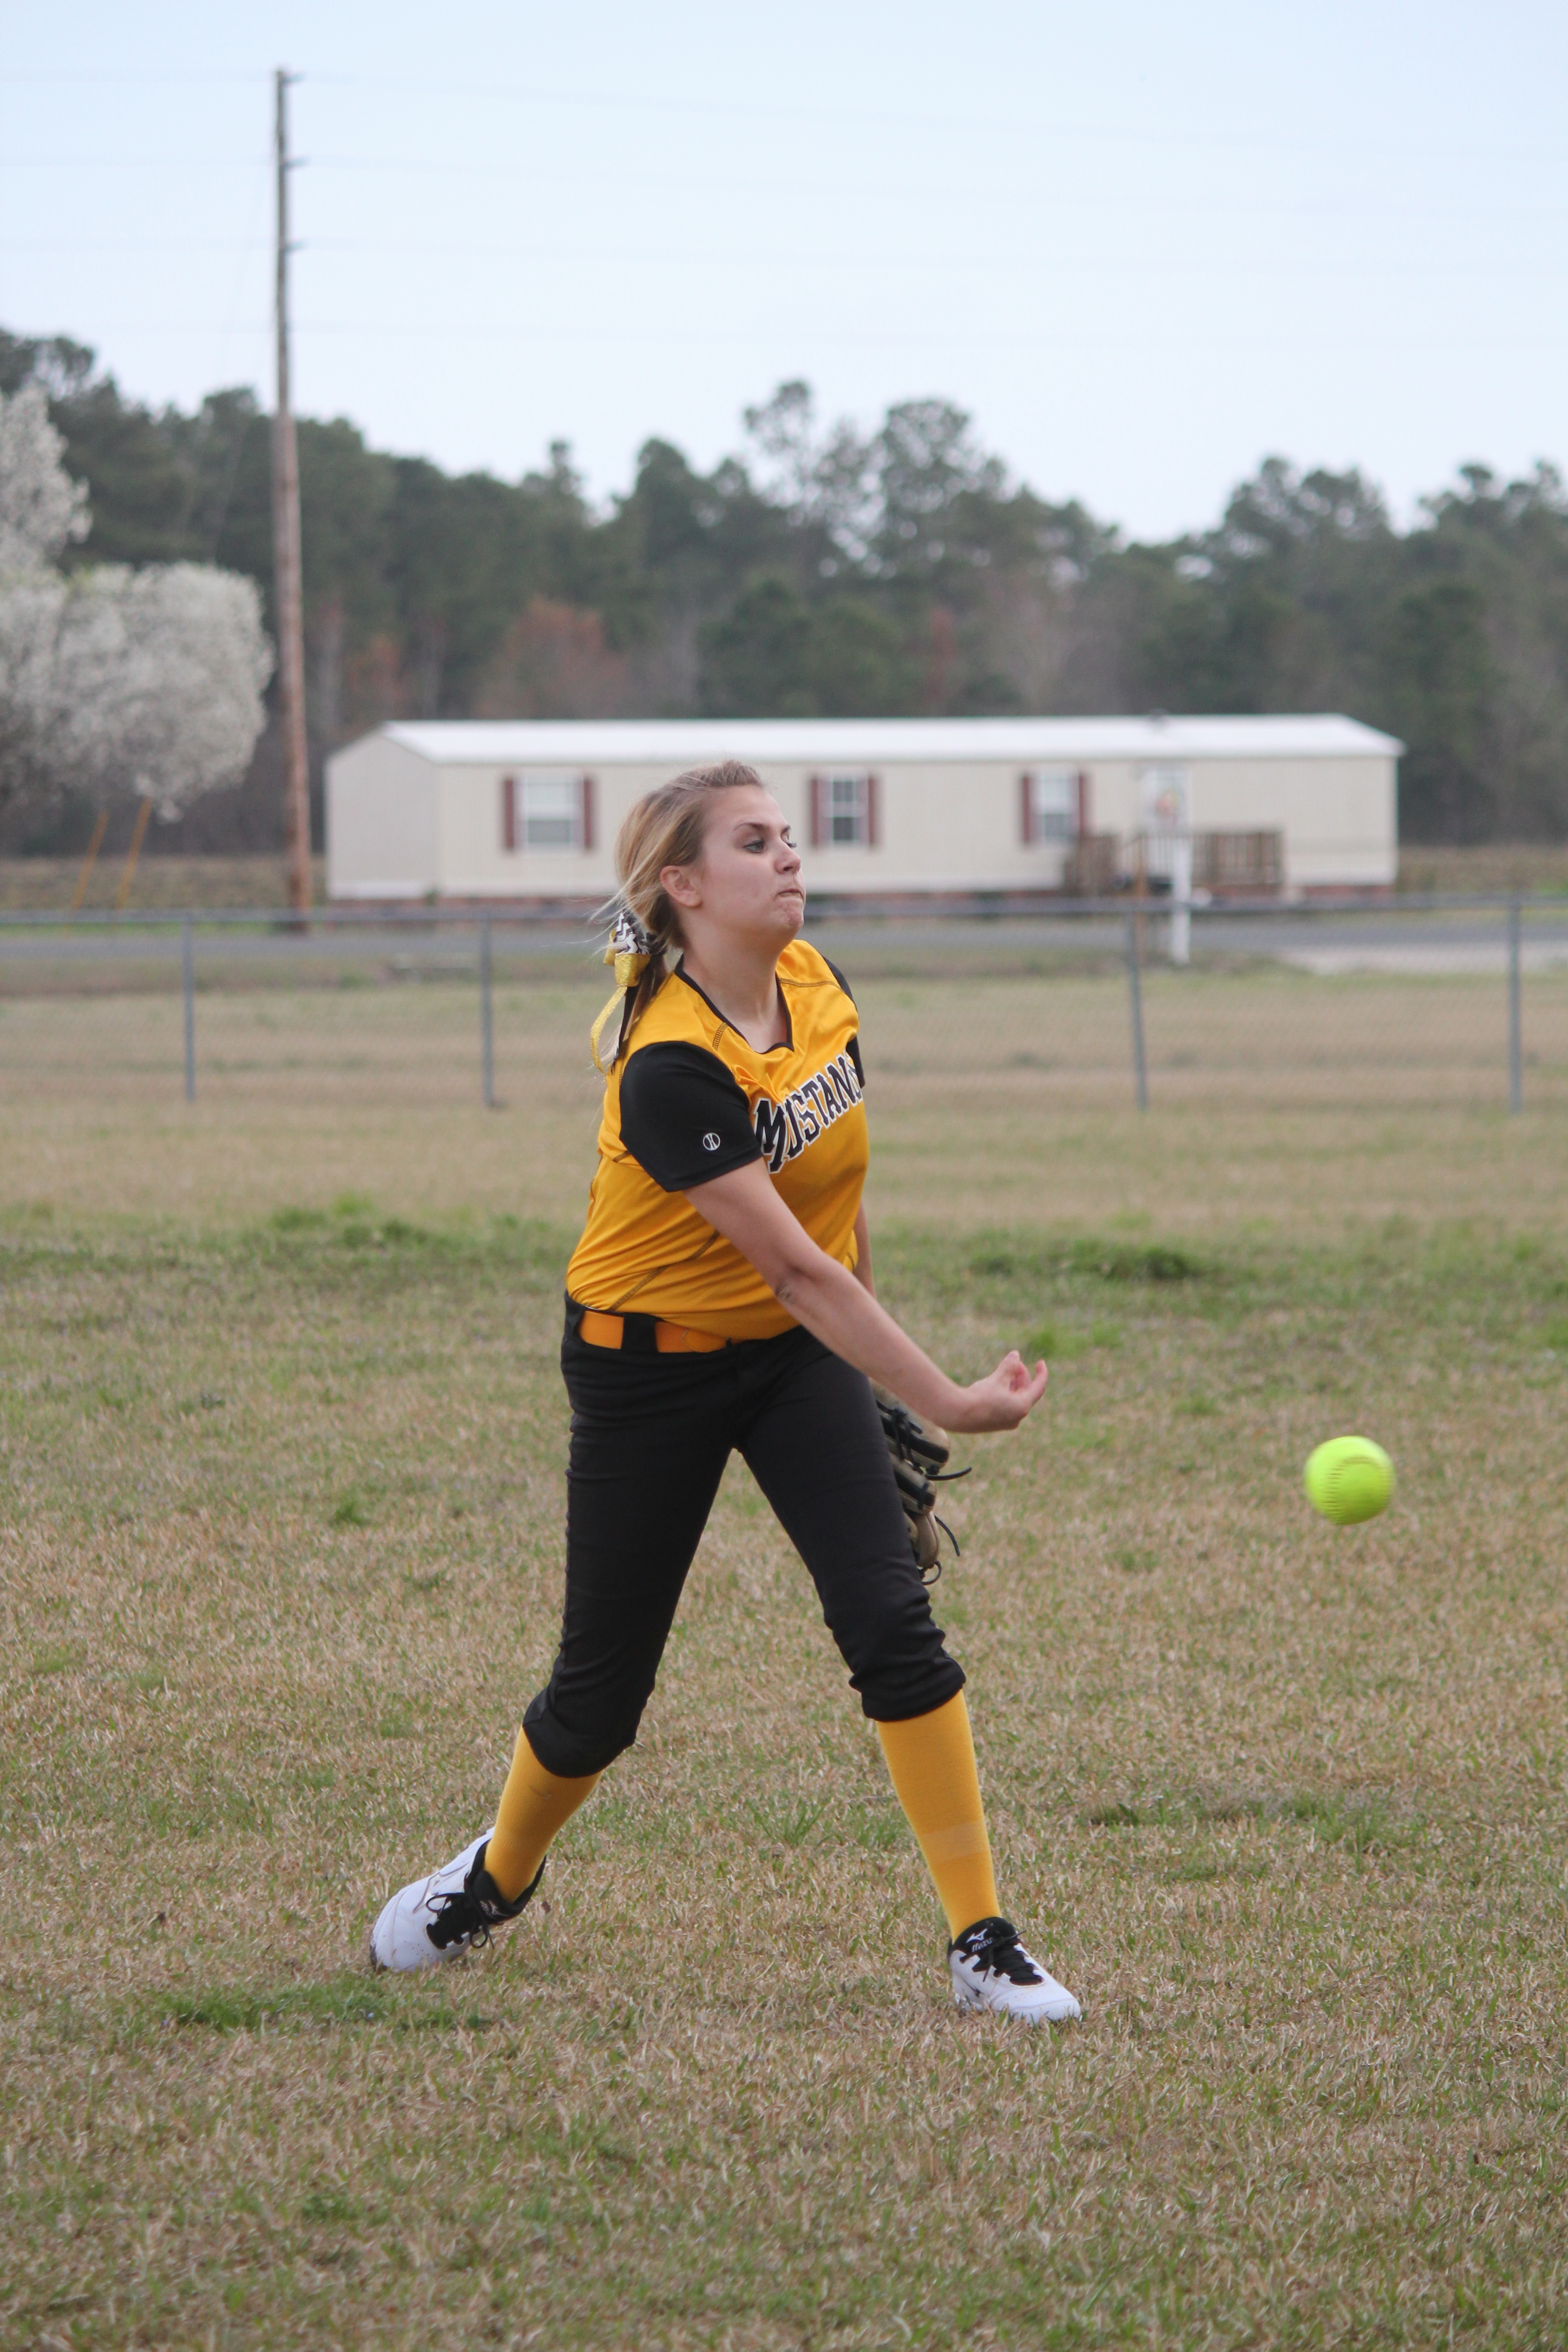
578,1309,729,1355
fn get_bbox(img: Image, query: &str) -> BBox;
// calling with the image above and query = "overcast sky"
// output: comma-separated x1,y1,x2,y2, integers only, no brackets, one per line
4,1,1564,541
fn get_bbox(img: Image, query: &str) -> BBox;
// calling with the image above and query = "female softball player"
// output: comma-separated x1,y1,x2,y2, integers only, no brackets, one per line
370,760,1079,2023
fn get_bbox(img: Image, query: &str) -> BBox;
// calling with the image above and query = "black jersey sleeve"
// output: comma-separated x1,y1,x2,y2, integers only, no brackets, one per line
618,1042,762,1191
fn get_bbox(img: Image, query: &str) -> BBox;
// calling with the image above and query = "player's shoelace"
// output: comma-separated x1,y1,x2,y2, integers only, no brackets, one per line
950,1916,1046,1984
425,1856,543,1952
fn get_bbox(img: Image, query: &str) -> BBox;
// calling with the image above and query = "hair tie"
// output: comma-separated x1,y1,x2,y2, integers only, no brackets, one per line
590,907,657,1073
603,906,653,991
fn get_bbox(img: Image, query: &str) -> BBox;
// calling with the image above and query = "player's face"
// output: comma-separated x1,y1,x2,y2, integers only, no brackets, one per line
675,788,805,944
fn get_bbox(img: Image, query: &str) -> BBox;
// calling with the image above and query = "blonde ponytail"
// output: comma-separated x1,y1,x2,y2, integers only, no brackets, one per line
589,760,763,1071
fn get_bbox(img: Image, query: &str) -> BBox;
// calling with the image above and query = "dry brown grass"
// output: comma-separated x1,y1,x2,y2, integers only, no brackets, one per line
0,855,325,911
3,965,1567,1239
1395,843,1568,895
2,1012,1567,2346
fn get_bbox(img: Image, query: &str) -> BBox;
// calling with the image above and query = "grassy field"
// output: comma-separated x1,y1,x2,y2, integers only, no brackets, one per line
4,964,1568,1238
0,855,328,912
3,1029,1568,2347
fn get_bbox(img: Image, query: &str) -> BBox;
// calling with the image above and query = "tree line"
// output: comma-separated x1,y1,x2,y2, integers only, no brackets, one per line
5,326,1568,849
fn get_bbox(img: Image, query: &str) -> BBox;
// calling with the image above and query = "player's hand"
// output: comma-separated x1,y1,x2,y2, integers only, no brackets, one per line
945,1351,1049,1433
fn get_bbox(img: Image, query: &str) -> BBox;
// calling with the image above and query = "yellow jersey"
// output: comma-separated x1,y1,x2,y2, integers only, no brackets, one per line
565,938,868,1340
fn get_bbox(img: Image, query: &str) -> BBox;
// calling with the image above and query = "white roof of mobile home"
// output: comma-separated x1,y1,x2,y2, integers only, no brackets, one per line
375,714,1401,765
327,713,1401,901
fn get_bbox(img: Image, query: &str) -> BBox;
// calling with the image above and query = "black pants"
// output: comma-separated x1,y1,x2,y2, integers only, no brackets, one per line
521,1302,966,1779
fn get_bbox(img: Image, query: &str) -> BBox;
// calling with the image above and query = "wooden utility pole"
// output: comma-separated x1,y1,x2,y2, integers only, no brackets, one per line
272,69,311,914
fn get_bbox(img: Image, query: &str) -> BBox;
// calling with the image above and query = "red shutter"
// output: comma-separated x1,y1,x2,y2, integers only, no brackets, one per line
501,774,518,852
579,773,596,852
864,772,879,848
809,773,825,848
1019,770,1035,845
1076,769,1091,839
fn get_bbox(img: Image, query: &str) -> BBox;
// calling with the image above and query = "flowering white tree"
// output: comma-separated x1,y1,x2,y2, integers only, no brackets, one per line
0,384,88,575
0,384,273,823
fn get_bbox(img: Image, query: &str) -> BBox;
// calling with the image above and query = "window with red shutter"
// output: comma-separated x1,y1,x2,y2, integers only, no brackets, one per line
865,772,879,847
501,774,518,853
1024,770,1076,843
515,774,581,850
1019,771,1035,845
819,774,873,845
580,774,596,852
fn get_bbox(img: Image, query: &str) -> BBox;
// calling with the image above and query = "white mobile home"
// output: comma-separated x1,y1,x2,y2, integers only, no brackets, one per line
326,715,1401,905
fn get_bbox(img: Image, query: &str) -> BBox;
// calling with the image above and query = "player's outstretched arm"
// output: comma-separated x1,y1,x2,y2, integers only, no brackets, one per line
683,1161,1046,1436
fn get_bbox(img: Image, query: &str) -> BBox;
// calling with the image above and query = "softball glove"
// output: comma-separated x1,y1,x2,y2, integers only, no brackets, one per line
873,1386,970,1582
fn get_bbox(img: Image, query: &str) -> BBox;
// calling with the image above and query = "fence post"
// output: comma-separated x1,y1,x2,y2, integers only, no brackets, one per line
480,914,495,1108
1507,897,1523,1115
181,914,196,1103
1124,912,1149,1111
1169,833,1192,966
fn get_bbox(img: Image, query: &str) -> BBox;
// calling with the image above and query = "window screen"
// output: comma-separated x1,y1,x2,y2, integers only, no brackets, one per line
522,777,577,850
502,772,586,853
1029,769,1077,841
828,774,868,845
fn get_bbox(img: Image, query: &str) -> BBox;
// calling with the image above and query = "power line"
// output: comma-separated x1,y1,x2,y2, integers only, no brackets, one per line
0,65,1562,167
9,250,1566,288
0,69,267,83
1,155,270,168
2,240,274,250
3,155,1562,227
299,72,1568,168
4,238,1564,279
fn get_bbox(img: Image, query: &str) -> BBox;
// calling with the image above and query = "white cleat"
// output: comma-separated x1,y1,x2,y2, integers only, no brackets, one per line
367,1828,542,1974
949,1916,1082,2024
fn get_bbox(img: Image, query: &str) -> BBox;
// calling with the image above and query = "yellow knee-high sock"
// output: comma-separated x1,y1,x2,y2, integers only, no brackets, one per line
484,1729,600,1901
876,1691,1000,1940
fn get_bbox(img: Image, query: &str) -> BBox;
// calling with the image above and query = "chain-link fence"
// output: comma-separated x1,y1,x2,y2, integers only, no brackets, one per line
4,899,1568,1122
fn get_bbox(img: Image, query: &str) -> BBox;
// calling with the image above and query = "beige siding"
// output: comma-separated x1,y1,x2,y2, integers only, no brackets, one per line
328,728,1399,899
1084,756,1396,890
440,761,667,898
326,735,440,899
436,760,1070,895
